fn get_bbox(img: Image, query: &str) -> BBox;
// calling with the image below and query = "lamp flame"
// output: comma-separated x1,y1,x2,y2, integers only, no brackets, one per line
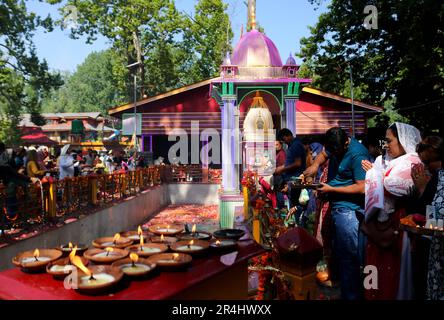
71,255,92,277
160,234,165,242
130,253,139,264
137,226,142,236
216,240,221,246
192,224,196,233
69,246,78,262
68,242,73,249
189,240,194,246
105,247,114,256
140,233,144,247
172,253,179,261
113,233,121,244
33,249,40,261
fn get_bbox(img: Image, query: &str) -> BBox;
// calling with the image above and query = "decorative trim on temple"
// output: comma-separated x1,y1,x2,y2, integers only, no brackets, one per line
285,82,300,98
221,82,235,97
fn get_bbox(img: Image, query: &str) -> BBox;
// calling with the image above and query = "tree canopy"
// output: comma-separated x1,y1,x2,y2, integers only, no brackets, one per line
47,0,233,105
0,0,62,145
299,0,444,134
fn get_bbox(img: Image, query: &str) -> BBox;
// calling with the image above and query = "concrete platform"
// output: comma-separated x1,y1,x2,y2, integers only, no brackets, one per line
0,183,219,271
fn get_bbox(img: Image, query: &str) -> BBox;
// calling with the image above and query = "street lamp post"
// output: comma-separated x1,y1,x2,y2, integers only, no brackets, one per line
126,61,141,151
348,63,355,138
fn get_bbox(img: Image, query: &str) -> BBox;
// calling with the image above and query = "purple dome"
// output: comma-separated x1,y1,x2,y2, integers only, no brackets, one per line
231,30,282,67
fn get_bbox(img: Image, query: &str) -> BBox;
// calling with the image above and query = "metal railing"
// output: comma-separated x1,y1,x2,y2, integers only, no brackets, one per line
0,166,164,238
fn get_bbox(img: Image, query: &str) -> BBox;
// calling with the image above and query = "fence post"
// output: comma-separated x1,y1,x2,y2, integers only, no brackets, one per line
89,176,98,205
45,177,57,218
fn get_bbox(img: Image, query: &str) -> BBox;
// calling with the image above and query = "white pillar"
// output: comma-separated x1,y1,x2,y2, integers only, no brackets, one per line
285,98,297,133
221,98,240,194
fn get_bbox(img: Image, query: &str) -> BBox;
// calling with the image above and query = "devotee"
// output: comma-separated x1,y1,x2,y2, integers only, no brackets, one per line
361,122,422,300
58,145,78,180
304,126,370,300
411,136,443,300
274,128,306,221
362,127,384,162
275,140,286,167
412,136,443,212
26,149,46,178
83,149,95,166
275,140,286,208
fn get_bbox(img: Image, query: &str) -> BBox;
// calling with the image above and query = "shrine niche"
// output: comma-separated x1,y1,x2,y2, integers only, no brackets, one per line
243,91,276,177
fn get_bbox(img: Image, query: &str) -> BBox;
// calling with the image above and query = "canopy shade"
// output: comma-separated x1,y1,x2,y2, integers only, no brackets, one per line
19,126,58,146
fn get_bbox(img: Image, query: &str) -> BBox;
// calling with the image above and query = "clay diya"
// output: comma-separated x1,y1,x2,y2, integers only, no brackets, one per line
120,226,149,242
150,234,178,246
148,224,184,236
213,229,246,241
209,239,238,252
127,242,169,258
12,249,62,272
147,252,192,270
170,239,209,256
57,242,88,257
46,256,89,279
92,233,132,249
84,247,129,264
112,253,157,277
177,224,212,241
72,257,123,294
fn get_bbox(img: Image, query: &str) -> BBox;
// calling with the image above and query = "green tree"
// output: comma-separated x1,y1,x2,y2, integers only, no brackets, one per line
181,0,233,84
0,0,62,145
48,0,186,98
42,50,126,113
299,0,444,134
47,0,233,101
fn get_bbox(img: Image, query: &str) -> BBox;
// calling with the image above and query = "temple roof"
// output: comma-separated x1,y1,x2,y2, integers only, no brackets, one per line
231,30,283,67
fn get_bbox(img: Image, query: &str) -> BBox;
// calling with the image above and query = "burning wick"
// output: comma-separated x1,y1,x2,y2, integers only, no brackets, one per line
139,232,144,251
137,225,143,241
188,240,194,249
130,253,138,267
215,240,221,247
192,224,197,238
33,249,40,262
71,255,95,281
160,234,165,243
105,247,114,257
113,233,121,245
172,253,179,261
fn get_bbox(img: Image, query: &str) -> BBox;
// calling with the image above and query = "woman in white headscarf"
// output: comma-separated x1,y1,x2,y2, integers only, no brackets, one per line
58,144,77,180
361,122,422,300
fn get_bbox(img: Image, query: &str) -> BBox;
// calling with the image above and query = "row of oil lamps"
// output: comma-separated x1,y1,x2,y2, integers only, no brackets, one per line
12,224,244,294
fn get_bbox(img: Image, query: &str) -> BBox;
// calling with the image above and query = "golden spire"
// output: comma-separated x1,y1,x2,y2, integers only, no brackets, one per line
248,0,256,30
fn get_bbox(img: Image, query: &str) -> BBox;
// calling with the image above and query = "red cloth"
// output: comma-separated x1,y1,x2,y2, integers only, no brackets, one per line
276,149,286,167
365,208,405,300
258,177,277,208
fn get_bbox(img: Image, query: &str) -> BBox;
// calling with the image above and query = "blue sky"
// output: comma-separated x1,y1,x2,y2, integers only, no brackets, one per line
27,0,330,73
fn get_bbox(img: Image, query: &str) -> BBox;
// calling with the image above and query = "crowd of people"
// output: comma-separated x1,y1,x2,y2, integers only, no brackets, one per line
0,143,149,222
269,123,443,300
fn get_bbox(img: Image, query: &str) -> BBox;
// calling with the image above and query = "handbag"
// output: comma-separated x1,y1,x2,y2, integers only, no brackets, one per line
360,214,400,248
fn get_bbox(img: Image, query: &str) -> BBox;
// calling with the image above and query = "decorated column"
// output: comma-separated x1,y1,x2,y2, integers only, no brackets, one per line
284,82,300,133
219,81,244,229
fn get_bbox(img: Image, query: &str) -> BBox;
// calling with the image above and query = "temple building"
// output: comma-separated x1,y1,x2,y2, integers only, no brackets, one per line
108,4,381,226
